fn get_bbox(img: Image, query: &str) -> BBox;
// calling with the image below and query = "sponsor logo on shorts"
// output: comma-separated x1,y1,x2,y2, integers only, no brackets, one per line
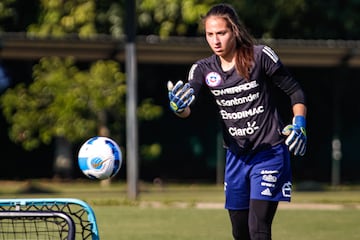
282,181,292,197
262,174,277,183
261,170,279,174
261,182,275,188
261,188,272,196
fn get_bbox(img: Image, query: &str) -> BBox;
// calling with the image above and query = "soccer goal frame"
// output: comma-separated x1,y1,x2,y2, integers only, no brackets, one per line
0,198,100,240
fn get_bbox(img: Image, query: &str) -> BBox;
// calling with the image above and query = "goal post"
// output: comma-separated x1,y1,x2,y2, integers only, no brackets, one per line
0,198,100,240
0,211,76,239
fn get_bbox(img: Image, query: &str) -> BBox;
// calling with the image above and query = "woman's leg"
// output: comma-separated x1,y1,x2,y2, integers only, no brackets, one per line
248,199,278,240
228,209,251,240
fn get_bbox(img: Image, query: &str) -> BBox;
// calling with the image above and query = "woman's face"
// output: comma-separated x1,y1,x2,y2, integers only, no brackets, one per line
205,16,236,59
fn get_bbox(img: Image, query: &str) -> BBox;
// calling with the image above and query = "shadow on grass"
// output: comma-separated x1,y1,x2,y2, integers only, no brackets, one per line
16,181,57,194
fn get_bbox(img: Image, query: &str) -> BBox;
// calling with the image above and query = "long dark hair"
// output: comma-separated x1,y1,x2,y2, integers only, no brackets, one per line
202,4,255,80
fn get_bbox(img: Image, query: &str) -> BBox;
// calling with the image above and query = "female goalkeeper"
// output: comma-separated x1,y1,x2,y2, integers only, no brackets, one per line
167,3,307,240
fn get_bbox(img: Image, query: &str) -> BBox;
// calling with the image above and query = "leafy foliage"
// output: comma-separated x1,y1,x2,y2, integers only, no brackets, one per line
138,0,218,37
96,0,125,38
3,0,360,39
0,0,15,19
27,0,97,38
0,0,15,31
24,0,125,38
0,57,127,150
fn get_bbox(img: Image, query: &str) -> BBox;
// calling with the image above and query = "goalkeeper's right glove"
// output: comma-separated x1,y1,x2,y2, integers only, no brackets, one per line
282,115,307,156
167,80,195,113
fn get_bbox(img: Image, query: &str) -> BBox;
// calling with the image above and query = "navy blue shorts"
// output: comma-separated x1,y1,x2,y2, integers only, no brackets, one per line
224,143,292,210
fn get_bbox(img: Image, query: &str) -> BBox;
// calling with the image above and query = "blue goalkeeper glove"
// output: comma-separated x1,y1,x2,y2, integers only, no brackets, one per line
167,80,195,113
282,116,307,156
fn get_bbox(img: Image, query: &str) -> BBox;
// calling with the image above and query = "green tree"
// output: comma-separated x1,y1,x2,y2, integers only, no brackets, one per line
1,57,127,149
4,0,360,39
27,0,97,38
229,0,307,39
0,0,164,179
138,0,218,37
1,56,163,178
0,0,15,19
0,0,15,31
96,0,125,38
25,0,125,38
1,57,124,176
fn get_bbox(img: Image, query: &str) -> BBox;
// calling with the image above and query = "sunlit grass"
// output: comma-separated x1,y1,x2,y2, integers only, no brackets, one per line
0,180,359,240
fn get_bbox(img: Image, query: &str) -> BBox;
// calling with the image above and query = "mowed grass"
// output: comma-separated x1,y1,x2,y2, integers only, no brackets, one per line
0,180,359,240
95,206,231,240
94,206,360,240
273,209,360,240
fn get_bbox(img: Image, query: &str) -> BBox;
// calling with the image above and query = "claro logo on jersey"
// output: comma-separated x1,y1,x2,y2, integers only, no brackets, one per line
205,72,222,87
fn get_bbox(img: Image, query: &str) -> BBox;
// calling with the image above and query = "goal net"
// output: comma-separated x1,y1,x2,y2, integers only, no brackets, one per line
0,198,99,240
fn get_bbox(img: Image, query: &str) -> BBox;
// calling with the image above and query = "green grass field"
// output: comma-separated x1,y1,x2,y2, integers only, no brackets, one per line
94,206,360,240
0,180,359,240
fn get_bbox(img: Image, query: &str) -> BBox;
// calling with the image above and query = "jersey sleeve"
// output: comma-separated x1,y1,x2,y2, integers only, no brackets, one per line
260,45,306,106
271,67,306,105
187,62,204,98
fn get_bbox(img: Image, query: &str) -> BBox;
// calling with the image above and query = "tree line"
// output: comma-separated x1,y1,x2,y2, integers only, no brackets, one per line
1,0,360,39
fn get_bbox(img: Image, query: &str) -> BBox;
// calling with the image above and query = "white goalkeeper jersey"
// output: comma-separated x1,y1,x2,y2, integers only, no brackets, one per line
187,45,306,155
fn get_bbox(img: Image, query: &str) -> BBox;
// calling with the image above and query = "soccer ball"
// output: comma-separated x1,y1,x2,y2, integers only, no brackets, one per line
78,136,122,180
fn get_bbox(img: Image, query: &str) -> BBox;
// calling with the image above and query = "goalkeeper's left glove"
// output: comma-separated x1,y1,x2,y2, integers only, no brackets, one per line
167,80,195,113
282,115,307,156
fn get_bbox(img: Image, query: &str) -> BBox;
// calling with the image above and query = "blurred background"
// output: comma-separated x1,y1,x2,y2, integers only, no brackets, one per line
0,0,359,188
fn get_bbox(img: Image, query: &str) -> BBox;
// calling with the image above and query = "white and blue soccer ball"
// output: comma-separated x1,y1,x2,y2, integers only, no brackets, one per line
78,136,122,180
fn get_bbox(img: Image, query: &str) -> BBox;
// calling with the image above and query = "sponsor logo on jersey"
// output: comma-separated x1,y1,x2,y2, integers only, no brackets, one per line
205,72,222,87
220,106,264,120
216,92,260,107
228,121,260,136
211,80,258,96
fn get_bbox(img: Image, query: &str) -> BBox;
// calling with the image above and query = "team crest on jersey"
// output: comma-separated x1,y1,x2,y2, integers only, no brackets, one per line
205,72,222,87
